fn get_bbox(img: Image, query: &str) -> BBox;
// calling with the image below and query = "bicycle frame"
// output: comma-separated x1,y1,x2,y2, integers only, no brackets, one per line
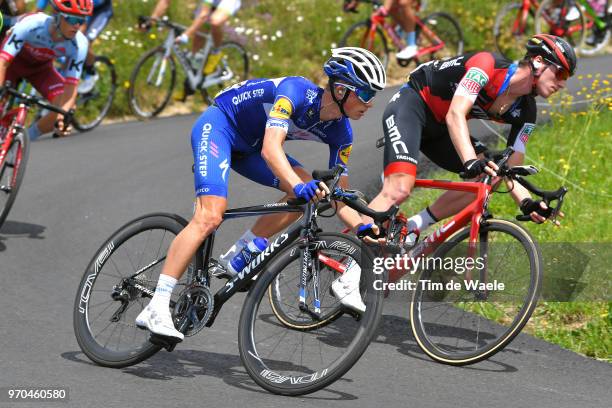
0,100,28,173
152,24,235,91
512,0,542,34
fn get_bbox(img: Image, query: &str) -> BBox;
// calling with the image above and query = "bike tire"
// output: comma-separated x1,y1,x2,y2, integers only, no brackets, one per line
201,41,249,105
73,55,117,132
494,2,536,61
417,12,464,62
128,47,177,119
239,232,384,396
535,0,587,54
0,129,29,230
73,213,189,368
410,219,542,365
339,20,390,69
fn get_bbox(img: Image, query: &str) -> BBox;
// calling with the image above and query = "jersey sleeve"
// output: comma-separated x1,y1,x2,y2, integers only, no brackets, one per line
327,120,353,176
506,96,537,154
63,34,89,83
36,0,49,9
265,78,306,133
0,19,30,62
454,52,495,104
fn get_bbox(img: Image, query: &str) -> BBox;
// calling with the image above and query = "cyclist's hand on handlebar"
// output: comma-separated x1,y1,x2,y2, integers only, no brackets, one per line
137,16,154,32
293,180,329,203
462,158,498,178
356,223,386,244
520,198,563,225
54,116,72,137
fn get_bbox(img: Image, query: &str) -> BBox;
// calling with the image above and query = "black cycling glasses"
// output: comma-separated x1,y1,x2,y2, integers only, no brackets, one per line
336,83,377,104
61,13,87,26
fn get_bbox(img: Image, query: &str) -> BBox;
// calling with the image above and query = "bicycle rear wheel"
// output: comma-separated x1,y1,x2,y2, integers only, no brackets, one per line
0,129,29,230
73,56,117,132
410,219,542,365
535,0,586,53
128,47,177,119
239,233,383,395
417,12,464,62
201,42,249,104
73,213,190,368
494,2,536,61
339,20,390,69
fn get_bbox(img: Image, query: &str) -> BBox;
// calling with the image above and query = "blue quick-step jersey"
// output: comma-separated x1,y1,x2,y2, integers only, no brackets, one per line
191,76,354,197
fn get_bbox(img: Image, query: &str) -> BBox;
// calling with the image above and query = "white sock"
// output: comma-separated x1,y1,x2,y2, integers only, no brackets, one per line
407,207,438,232
149,274,177,310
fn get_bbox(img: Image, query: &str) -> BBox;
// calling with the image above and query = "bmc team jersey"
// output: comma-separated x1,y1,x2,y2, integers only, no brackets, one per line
0,13,88,83
191,76,353,197
382,52,537,175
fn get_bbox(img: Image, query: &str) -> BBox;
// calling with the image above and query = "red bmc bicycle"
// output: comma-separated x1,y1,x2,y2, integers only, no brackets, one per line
0,84,73,229
331,146,567,365
340,0,463,68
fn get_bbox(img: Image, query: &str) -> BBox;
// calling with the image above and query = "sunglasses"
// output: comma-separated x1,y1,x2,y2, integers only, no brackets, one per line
61,13,87,26
336,83,377,104
544,59,570,81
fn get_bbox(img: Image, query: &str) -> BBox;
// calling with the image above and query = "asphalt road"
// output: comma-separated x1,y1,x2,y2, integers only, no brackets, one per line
0,55,610,408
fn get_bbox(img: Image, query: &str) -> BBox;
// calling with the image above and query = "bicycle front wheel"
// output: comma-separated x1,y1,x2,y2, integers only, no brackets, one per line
239,232,383,395
201,42,249,104
535,0,586,53
0,129,29,230
73,56,117,132
128,47,177,119
494,2,536,61
410,219,542,365
73,213,191,368
339,20,390,69
417,12,464,62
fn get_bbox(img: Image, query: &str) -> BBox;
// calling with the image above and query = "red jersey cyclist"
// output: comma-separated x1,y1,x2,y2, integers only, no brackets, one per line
360,34,576,241
0,0,91,139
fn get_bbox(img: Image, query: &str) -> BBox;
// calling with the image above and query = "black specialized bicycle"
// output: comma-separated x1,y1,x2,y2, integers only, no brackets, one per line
73,166,394,395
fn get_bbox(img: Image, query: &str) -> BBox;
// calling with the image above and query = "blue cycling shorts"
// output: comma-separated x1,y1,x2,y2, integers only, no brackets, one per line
191,106,302,198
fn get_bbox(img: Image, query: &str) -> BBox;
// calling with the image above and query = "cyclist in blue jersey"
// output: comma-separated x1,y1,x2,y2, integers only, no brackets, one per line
0,0,90,138
135,47,387,341
36,0,113,93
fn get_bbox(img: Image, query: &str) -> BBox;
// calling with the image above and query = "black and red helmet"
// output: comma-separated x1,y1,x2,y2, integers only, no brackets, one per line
525,34,577,77
51,0,93,16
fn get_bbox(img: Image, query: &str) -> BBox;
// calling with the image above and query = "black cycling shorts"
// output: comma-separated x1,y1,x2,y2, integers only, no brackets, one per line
382,85,487,175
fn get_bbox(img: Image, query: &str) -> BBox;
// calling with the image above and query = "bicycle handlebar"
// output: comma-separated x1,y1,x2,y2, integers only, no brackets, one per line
1,83,74,124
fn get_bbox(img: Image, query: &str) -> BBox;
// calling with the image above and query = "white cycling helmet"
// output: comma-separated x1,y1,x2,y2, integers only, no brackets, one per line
324,47,387,91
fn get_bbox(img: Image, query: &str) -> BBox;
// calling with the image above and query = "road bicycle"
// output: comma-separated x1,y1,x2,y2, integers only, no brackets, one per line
0,84,73,229
128,16,249,119
73,166,394,395
340,0,463,68
273,147,567,365
535,0,610,55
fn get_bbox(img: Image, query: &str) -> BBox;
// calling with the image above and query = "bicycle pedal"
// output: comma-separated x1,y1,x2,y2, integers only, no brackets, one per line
0,185,11,193
149,333,182,351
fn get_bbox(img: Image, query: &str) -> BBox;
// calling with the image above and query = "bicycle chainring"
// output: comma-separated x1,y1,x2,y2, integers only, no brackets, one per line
172,284,214,337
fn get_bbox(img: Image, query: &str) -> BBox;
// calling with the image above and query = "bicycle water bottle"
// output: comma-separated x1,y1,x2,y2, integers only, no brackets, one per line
227,237,268,277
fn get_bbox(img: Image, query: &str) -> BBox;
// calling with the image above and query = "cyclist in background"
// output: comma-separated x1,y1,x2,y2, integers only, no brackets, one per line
344,0,419,61
135,47,387,341
0,0,90,139
36,0,113,93
359,34,575,242
146,0,241,75
0,1,26,39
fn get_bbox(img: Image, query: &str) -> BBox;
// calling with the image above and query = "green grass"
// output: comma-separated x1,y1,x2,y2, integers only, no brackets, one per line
402,89,612,361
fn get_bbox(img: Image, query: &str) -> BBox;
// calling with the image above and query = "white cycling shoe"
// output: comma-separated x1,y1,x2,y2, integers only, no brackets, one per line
78,72,99,94
396,45,418,60
331,260,366,314
136,305,184,341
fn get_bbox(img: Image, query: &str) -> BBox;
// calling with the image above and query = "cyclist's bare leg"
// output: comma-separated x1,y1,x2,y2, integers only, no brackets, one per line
388,0,416,33
160,195,227,279
365,172,415,224
37,85,78,135
191,4,213,53
209,8,232,48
